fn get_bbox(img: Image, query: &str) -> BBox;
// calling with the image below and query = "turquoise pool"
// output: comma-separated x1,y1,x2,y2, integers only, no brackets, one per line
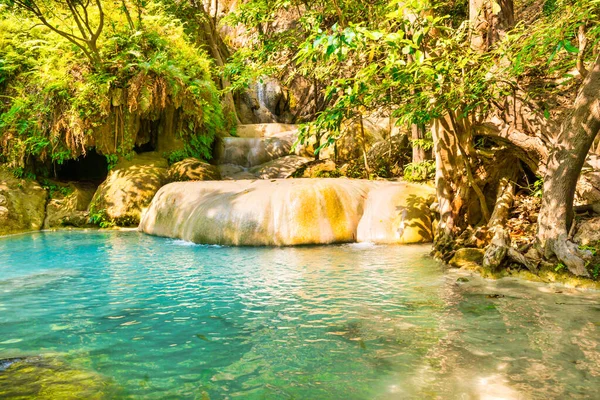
0,231,599,399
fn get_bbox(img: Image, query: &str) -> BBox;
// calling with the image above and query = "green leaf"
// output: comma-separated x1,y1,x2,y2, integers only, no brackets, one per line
562,41,579,54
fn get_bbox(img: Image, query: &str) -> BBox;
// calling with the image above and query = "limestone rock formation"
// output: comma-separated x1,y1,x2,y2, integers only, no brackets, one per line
214,136,294,167
294,160,340,178
249,155,313,179
357,183,435,244
139,179,435,246
0,168,47,236
168,158,221,182
89,152,169,226
44,183,97,229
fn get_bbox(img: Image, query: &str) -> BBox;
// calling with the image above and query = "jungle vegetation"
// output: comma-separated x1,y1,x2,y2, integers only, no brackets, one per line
1,0,600,278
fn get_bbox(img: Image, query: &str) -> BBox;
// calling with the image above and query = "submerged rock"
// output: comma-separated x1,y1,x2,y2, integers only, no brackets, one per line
168,158,221,182
44,182,97,229
139,179,435,246
0,168,47,236
89,152,169,226
0,355,115,399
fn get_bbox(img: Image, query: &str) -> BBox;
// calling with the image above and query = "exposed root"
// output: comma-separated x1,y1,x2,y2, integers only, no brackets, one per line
550,234,591,277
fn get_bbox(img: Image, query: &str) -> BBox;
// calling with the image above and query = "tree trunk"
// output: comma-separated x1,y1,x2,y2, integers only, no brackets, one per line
411,123,426,163
537,54,600,277
469,0,514,51
359,114,371,176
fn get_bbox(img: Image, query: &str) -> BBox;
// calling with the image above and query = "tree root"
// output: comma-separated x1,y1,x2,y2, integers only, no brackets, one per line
549,234,591,277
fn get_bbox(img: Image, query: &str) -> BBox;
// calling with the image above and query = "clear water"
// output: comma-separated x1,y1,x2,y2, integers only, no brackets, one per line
0,231,599,399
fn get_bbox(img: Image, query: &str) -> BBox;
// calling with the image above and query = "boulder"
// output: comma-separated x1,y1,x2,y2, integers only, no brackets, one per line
44,182,97,229
449,248,485,270
89,152,169,226
294,160,340,178
0,168,47,236
574,217,600,246
168,158,221,182
250,155,313,179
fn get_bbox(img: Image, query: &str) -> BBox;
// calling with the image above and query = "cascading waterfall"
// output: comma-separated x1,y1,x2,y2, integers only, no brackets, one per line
138,179,435,246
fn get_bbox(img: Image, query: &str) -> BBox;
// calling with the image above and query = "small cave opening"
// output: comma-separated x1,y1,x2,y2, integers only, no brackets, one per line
56,150,108,183
134,141,156,154
134,120,159,154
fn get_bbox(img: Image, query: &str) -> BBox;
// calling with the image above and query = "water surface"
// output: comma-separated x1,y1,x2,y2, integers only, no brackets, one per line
0,231,599,399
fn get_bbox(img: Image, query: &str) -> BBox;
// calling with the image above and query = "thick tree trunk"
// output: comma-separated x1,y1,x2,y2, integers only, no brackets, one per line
537,54,600,277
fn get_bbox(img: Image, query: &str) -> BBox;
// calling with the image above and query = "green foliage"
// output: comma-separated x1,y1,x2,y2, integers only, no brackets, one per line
0,1,223,175
105,154,119,170
88,208,115,229
590,264,600,280
404,160,435,182
531,178,544,198
165,149,187,165
39,179,73,199
555,262,566,272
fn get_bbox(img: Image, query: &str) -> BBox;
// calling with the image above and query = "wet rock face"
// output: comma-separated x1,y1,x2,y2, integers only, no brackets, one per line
0,168,47,236
168,158,221,182
0,356,115,399
139,179,435,246
214,136,294,168
89,152,169,226
44,183,97,229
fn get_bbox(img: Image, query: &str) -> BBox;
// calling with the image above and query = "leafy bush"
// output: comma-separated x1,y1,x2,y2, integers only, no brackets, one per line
403,161,436,182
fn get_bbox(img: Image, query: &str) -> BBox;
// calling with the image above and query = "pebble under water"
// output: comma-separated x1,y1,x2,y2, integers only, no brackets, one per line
0,231,599,399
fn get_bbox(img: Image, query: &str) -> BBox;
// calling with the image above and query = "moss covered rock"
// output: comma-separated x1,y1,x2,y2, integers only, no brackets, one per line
0,356,115,399
0,168,47,236
449,248,485,270
168,158,221,182
89,152,169,226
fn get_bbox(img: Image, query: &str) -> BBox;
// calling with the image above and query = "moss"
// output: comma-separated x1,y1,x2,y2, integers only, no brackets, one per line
0,355,118,399
449,249,600,290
